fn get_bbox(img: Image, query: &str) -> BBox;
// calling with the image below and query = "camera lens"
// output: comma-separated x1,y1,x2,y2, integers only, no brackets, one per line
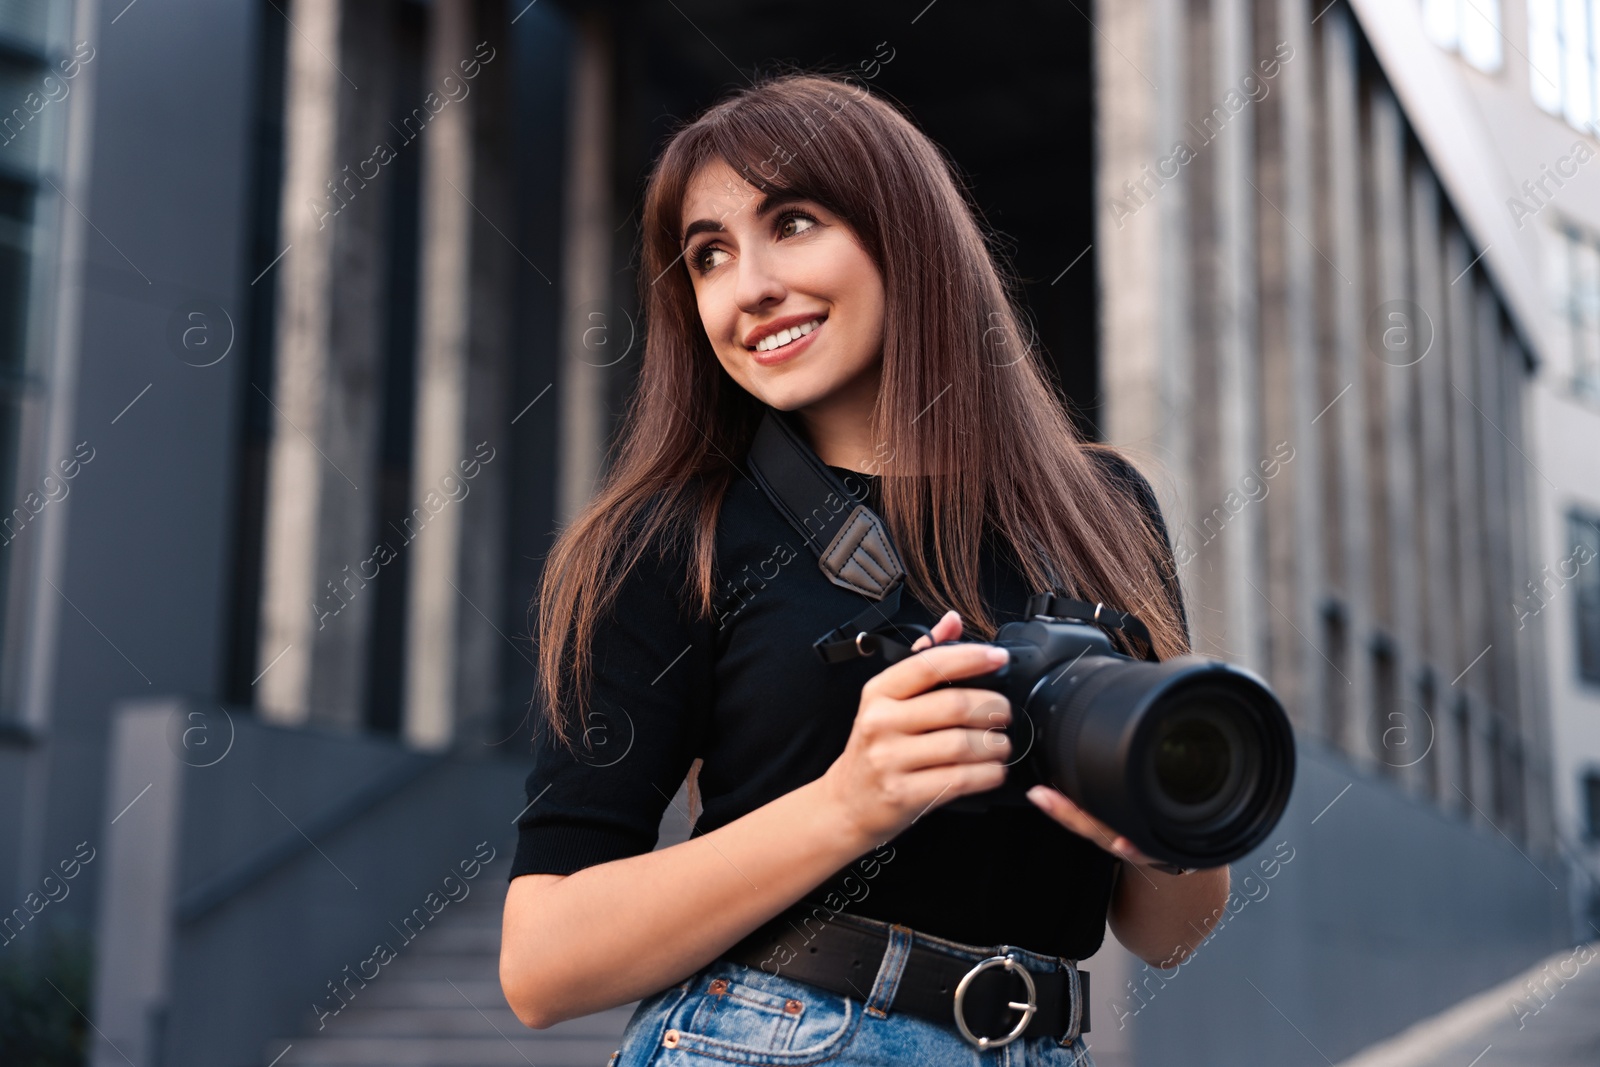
1154,714,1232,807
1034,654,1294,868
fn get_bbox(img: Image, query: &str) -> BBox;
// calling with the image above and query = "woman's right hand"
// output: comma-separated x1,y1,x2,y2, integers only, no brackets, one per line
818,611,1014,847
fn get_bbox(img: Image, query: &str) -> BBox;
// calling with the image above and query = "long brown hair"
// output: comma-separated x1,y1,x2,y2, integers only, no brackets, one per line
534,72,1189,751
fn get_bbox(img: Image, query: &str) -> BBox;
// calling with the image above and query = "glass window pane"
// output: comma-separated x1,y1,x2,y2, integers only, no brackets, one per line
1572,234,1600,391
1461,0,1504,71
0,66,50,173
1530,0,1565,110
1562,0,1594,127
1424,0,1461,50
0,0,52,52
1546,227,1576,379
1572,513,1600,684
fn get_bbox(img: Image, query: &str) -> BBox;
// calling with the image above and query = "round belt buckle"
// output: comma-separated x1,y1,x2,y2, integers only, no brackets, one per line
951,953,1037,1050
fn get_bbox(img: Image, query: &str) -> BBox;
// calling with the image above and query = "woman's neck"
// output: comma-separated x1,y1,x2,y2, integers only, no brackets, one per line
793,361,882,474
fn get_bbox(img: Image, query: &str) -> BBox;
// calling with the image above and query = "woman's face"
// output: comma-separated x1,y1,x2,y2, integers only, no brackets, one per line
678,159,886,417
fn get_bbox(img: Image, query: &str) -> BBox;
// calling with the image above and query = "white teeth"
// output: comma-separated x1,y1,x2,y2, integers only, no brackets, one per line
755,318,823,353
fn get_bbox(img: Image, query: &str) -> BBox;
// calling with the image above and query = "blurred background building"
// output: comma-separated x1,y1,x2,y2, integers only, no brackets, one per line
0,0,1592,1065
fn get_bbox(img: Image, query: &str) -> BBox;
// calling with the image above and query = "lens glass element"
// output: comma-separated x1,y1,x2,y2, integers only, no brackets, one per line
1154,715,1232,807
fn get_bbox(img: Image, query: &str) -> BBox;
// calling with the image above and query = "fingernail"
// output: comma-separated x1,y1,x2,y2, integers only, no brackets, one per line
986,647,1009,664
1026,786,1049,803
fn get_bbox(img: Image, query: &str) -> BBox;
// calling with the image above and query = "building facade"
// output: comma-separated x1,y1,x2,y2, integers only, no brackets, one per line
1415,0,1600,940
0,1,1583,1065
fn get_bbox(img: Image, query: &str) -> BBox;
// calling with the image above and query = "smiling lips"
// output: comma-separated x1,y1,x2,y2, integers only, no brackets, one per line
752,316,824,353
747,315,825,366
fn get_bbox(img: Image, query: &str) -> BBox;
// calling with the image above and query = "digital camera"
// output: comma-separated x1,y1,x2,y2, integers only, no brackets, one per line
932,604,1296,869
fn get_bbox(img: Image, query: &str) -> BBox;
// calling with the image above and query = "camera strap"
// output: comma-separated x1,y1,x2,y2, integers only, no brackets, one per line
743,404,1157,665
744,406,933,665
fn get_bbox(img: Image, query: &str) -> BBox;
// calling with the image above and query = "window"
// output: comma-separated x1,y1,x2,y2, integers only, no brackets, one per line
1574,511,1600,685
1424,0,1505,73
1549,223,1600,400
1526,0,1600,128
0,2,67,723
1585,769,1600,839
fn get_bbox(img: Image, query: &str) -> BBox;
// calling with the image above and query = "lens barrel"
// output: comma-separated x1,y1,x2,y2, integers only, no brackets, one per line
1028,652,1294,868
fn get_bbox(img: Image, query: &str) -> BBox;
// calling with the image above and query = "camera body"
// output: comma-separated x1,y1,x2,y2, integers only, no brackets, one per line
933,618,1117,811
930,609,1296,869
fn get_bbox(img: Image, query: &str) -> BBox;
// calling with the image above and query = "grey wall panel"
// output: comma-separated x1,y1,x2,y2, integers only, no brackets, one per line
1122,741,1569,1067
30,0,259,939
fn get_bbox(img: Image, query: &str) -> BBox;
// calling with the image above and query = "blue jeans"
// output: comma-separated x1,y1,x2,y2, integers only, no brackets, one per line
606,912,1096,1067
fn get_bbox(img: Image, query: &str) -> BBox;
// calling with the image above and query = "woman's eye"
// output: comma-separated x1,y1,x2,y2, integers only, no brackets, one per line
690,244,730,273
778,213,816,239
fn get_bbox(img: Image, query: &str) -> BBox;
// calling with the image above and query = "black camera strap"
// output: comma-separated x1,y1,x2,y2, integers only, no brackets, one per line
743,404,1157,664
1024,591,1158,662
743,406,931,665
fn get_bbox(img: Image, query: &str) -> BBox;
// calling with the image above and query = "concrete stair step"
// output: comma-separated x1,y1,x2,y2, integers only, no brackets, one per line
341,950,510,982
266,860,642,1065
401,924,503,953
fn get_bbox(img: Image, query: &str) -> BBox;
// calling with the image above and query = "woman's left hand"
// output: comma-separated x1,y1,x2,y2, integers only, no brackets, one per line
1026,784,1162,869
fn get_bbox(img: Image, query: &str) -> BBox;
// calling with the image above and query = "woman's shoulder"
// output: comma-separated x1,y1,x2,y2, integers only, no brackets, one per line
608,470,804,613
1081,446,1167,527
715,463,820,549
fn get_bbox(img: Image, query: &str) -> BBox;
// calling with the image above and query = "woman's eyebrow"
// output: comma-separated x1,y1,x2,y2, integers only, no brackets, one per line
679,191,810,246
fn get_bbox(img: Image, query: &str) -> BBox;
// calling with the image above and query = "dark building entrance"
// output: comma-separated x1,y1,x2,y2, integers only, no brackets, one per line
577,0,1102,436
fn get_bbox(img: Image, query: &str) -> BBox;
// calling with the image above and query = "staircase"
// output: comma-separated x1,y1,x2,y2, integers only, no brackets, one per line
264,856,638,1067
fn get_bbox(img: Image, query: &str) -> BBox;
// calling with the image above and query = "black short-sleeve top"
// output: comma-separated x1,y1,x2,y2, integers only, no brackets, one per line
509,451,1188,961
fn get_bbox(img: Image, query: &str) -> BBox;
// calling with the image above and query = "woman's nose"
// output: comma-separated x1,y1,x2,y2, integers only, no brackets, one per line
735,250,786,311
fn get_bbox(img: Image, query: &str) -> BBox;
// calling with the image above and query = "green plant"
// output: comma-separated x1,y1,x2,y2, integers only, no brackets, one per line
0,926,91,1067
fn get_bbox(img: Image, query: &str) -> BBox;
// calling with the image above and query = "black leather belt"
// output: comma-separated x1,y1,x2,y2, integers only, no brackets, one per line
718,905,1089,1050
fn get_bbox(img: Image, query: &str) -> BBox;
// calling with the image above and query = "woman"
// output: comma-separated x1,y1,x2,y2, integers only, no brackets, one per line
500,73,1227,1065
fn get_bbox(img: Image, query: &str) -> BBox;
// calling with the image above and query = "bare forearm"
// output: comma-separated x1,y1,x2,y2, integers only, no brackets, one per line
502,777,874,1027
1107,863,1229,967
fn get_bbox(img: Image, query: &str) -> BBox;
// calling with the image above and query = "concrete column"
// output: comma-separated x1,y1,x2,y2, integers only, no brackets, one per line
257,0,397,729
1321,5,1376,770
402,0,473,751
556,14,613,525
89,702,184,1067
1473,288,1513,826
1365,83,1423,789
1095,0,1195,650
1408,164,1452,803
1500,339,1548,846
454,0,515,748
1443,226,1488,809
1151,0,1193,559
1257,0,1327,738
1209,0,1267,672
